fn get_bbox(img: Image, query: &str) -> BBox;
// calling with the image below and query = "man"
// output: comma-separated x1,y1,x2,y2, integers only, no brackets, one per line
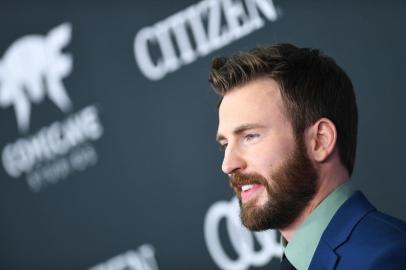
210,43,406,270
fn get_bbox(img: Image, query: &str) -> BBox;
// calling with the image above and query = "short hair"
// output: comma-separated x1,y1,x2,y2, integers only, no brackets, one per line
209,43,358,176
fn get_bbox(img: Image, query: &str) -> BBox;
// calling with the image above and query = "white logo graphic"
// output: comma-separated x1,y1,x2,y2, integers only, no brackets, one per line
204,197,282,270
2,105,103,191
0,23,73,133
0,23,104,192
89,244,160,270
134,0,279,80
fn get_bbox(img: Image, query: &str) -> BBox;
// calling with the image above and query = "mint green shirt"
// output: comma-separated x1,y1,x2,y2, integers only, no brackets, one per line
282,181,355,270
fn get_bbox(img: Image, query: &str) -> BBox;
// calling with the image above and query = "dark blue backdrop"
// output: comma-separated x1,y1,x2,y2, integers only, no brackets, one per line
1,0,405,269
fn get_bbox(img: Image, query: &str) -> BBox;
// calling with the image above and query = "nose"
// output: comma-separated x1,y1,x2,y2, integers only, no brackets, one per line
221,145,246,175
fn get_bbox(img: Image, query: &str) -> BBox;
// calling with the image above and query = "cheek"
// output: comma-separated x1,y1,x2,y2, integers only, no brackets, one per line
248,138,294,175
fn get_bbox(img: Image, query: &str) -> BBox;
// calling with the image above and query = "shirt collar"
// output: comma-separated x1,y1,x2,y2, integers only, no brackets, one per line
282,181,355,270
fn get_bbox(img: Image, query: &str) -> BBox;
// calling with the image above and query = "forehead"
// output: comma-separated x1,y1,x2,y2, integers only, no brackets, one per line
218,78,287,135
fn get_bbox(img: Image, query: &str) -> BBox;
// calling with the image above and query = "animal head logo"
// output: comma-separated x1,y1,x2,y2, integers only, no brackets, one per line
0,23,73,133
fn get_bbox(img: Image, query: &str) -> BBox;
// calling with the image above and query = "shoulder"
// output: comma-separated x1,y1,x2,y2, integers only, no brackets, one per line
336,209,406,269
362,211,406,235
367,240,406,270
309,191,406,269
331,191,406,242
347,210,406,245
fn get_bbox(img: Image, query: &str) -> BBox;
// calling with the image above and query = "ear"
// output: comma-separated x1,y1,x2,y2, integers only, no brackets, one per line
306,118,337,163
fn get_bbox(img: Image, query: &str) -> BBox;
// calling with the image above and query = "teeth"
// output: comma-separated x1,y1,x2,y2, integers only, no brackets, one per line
241,184,254,192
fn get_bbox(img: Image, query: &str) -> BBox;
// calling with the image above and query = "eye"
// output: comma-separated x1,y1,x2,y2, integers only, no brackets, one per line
219,143,228,152
244,133,260,142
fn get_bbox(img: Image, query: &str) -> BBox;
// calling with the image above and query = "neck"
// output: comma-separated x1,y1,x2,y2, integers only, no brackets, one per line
280,163,349,242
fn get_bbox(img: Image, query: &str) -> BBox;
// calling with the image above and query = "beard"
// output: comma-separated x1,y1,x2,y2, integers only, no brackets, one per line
229,136,318,231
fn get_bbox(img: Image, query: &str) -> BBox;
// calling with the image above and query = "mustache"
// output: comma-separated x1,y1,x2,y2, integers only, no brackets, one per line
229,172,268,189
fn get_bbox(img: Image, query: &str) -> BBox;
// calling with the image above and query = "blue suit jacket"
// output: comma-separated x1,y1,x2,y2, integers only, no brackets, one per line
308,191,406,270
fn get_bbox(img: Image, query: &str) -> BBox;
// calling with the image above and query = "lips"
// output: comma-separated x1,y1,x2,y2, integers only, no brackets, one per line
239,183,264,203
229,173,267,203
241,184,254,192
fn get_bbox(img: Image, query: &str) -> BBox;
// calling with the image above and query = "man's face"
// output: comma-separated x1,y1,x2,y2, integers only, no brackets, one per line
216,78,318,230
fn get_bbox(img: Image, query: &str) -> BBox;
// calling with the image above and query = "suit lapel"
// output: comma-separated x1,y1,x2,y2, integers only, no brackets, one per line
308,239,338,270
308,191,376,270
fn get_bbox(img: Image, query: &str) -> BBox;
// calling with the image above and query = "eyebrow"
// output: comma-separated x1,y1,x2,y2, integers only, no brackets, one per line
216,123,266,142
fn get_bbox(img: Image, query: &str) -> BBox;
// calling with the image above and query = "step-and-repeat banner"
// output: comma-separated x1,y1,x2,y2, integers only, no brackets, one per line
1,0,405,269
